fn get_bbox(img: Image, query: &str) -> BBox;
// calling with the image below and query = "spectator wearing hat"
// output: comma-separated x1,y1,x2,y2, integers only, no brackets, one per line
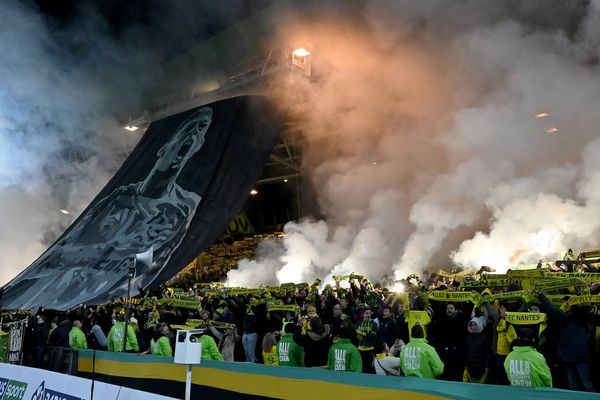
213,308,224,320
299,305,318,334
400,324,444,379
356,307,378,373
464,314,491,383
129,317,145,351
504,328,552,388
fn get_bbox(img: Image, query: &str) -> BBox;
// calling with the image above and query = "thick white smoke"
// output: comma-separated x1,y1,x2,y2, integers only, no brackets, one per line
0,1,145,284
3,1,599,289
0,0,274,286
229,0,600,286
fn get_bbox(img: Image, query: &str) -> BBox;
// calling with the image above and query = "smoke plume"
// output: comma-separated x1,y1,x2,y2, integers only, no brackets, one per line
0,0,280,285
229,0,600,286
2,0,599,289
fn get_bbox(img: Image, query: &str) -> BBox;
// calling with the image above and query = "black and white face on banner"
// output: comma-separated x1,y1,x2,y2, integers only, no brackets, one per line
2,96,280,310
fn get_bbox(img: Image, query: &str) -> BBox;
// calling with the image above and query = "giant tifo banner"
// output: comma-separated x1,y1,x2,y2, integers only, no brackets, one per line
2,96,281,310
0,362,175,400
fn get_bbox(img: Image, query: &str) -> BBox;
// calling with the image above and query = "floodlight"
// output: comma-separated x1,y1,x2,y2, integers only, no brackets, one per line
293,48,311,57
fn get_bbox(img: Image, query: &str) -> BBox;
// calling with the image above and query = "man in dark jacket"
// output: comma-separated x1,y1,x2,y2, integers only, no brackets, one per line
35,315,50,367
377,307,398,347
538,293,596,392
242,309,258,362
431,302,469,381
294,317,332,367
356,307,378,373
47,317,72,373
49,318,72,348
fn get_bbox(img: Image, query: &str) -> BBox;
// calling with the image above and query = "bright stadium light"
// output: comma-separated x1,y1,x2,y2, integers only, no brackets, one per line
291,47,312,76
283,179,288,183
124,124,139,132
293,48,311,57
391,282,405,293
250,189,258,195
124,115,147,132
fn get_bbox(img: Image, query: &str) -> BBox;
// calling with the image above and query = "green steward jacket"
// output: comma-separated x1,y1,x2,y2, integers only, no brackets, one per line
69,327,87,350
327,338,362,372
400,338,444,378
150,336,172,357
107,322,139,352
504,346,552,388
200,335,223,361
276,333,305,367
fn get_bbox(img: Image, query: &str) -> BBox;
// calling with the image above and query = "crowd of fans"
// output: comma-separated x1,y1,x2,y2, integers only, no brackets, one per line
167,232,283,286
12,253,600,394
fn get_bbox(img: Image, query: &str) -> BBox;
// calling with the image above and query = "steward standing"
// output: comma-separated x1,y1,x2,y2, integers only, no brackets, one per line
277,323,304,367
504,328,552,388
327,327,362,373
69,320,88,350
107,311,139,353
400,324,444,379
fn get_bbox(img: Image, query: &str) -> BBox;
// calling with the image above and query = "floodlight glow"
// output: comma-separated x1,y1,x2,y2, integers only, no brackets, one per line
338,280,350,289
124,125,139,132
250,189,258,195
293,48,311,57
60,209,70,214
391,282,405,293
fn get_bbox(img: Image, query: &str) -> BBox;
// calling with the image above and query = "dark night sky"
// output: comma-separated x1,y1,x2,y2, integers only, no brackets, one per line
31,0,275,61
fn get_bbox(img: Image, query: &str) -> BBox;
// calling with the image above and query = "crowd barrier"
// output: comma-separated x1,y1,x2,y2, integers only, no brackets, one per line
76,350,596,400
0,362,174,400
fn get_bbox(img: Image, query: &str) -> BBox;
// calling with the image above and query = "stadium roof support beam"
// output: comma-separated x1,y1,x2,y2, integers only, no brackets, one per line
269,154,300,172
256,173,300,186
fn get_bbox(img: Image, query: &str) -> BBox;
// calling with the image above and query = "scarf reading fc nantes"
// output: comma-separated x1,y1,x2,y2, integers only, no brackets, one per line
505,312,547,335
